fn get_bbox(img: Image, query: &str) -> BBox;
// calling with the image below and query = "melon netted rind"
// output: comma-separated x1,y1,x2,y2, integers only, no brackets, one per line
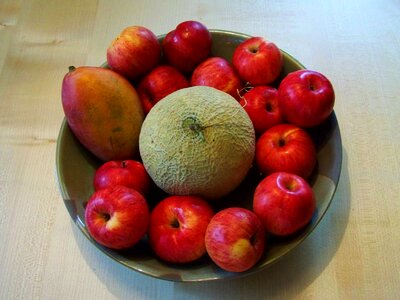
139,86,255,200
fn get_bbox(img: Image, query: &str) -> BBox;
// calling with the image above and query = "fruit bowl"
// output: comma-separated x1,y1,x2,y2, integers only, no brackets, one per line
56,29,342,282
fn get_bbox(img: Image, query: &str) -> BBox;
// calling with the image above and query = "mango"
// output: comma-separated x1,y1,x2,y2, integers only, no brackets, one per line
61,66,144,161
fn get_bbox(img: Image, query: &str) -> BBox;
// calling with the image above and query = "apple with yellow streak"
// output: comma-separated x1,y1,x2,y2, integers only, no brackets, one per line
85,186,150,250
205,207,265,272
149,195,214,263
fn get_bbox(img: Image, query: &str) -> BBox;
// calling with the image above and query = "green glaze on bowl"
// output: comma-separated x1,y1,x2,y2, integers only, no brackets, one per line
56,30,342,282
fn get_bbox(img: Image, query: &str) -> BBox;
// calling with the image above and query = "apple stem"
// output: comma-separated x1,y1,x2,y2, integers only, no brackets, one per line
100,212,111,222
284,182,295,191
307,79,317,91
249,46,258,54
170,218,180,229
68,66,76,72
265,102,273,112
121,160,126,168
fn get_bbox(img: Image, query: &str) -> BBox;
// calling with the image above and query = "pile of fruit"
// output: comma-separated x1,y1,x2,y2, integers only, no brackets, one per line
61,21,335,273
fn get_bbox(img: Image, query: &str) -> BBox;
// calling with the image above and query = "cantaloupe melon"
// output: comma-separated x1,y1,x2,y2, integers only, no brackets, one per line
139,86,255,200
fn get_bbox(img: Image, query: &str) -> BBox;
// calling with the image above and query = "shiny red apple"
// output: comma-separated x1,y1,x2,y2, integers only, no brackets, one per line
239,86,282,135
93,160,151,196
85,185,150,249
232,37,283,86
253,172,316,236
149,195,214,264
205,207,265,273
278,69,335,127
137,65,189,114
255,123,316,179
107,26,161,81
162,20,212,73
191,57,243,100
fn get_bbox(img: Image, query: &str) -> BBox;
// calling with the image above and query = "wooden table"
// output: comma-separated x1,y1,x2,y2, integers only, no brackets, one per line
1,1,399,299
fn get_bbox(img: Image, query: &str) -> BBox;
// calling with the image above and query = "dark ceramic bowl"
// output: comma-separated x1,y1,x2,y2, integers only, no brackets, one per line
56,29,342,282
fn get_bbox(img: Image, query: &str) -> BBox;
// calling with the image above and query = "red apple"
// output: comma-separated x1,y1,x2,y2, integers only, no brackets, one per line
232,37,283,86
137,65,189,114
191,57,243,100
255,124,316,179
239,86,282,135
93,160,151,196
253,172,316,236
107,26,161,81
85,186,150,249
205,207,265,273
149,195,214,264
278,70,335,127
162,20,212,73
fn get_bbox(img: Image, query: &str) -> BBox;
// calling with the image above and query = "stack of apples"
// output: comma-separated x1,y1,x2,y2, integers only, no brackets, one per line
74,20,335,273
